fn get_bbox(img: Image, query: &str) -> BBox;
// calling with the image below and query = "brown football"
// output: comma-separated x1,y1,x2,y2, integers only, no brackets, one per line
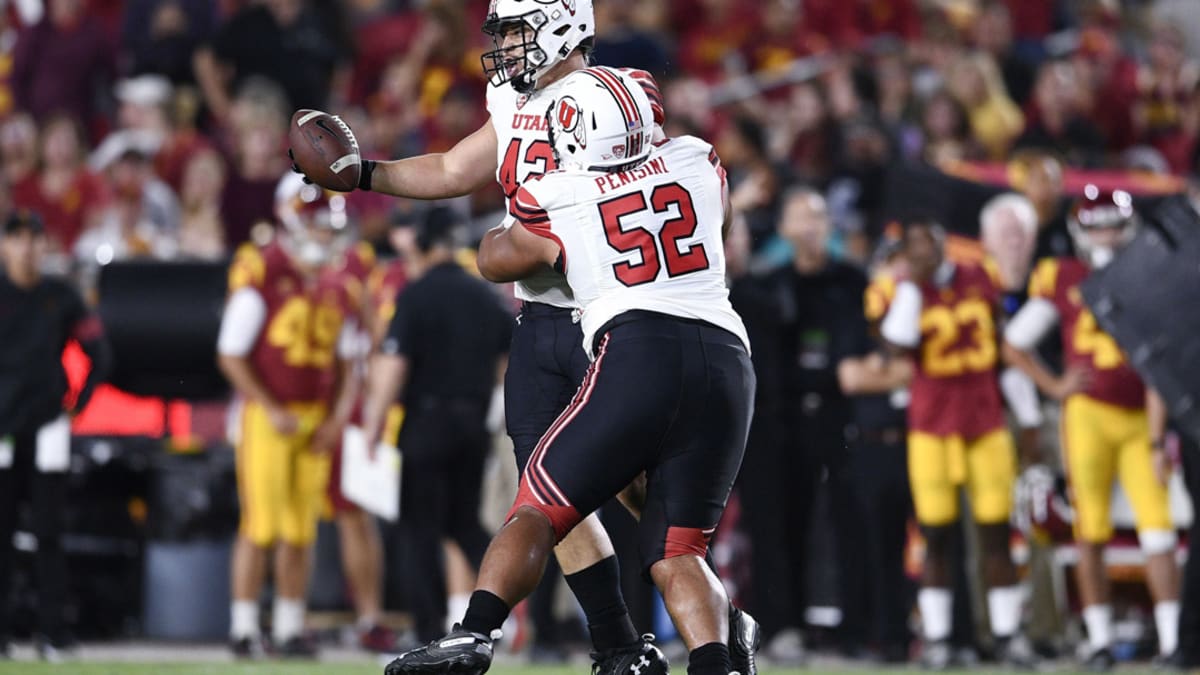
288,109,361,192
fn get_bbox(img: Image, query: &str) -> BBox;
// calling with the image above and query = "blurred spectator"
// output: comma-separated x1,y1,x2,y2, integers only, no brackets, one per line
90,75,173,173
947,52,1025,160
720,117,787,249
1,114,39,186
11,0,116,135
1132,22,1200,174
873,49,919,138
836,242,914,663
1009,149,1072,260
1072,23,1138,152
972,1,1035,106
194,0,351,123
219,79,289,248
674,0,759,80
123,0,217,85
156,88,218,193
93,76,217,195
778,81,836,185
917,90,981,165
1016,60,1106,167
1002,0,1063,46
592,0,670,76
362,19,439,153
663,77,719,140
805,0,921,50
75,147,180,263
738,188,867,660
12,114,108,252
741,0,829,76
980,192,1038,298
176,149,227,260
11,0,116,133
827,115,893,261
346,1,424,106
0,210,111,660
0,11,19,119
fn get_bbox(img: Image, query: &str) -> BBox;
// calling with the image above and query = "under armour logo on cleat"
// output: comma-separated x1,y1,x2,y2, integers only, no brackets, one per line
631,655,651,675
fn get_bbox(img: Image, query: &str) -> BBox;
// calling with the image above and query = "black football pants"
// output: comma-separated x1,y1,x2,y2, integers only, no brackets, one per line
0,428,68,641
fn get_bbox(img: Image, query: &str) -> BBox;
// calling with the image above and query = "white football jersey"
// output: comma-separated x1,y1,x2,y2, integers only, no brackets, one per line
487,78,574,307
486,67,666,309
510,136,750,358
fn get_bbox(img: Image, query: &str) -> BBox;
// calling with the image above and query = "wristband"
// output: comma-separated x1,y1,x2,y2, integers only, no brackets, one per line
359,159,377,191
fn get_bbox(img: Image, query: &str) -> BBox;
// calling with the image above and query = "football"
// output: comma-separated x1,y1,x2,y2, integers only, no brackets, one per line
288,109,362,192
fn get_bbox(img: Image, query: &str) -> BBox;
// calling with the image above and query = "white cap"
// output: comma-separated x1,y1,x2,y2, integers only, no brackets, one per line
115,75,173,107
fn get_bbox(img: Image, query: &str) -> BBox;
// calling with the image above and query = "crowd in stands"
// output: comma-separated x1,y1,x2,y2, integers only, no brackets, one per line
3,0,1198,272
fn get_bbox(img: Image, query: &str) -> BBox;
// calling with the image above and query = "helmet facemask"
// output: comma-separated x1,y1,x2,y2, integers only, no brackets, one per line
280,183,349,268
482,12,553,94
481,0,595,95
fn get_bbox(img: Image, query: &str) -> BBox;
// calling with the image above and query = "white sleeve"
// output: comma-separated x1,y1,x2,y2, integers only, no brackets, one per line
880,281,923,348
1000,367,1043,428
336,319,362,360
217,287,267,357
1004,298,1060,350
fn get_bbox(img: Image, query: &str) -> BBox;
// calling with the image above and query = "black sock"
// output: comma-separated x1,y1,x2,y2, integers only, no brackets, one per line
460,590,510,637
564,555,639,651
688,641,732,675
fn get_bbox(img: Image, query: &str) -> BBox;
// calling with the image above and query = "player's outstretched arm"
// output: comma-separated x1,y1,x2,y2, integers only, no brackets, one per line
477,221,561,283
368,121,500,200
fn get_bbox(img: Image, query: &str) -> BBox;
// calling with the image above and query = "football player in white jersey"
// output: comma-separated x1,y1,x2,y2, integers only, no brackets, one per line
386,66,754,675
290,2,758,673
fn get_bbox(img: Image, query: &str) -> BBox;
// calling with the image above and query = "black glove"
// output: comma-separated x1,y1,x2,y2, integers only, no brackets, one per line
287,148,314,185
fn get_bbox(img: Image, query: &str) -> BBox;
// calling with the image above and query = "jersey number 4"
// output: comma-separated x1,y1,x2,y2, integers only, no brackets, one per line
599,183,711,287
500,139,555,198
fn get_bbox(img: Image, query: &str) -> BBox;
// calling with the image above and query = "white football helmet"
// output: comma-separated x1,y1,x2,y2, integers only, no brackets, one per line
546,67,654,172
482,0,595,94
1068,184,1139,269
275,172,349,266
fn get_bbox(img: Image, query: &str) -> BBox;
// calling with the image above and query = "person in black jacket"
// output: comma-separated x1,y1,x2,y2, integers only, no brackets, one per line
0,210,111,659
735,188,868,659
360,207,511,643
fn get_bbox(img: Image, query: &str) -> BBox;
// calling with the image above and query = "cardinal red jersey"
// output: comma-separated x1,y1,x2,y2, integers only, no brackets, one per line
228,241,350,403
1028,257,1145,409
324,240,377,321
908,263,1006,439
366,258,408,333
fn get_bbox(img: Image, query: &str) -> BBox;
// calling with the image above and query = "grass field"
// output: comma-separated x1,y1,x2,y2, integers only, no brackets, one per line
0,664,1170,675
0,658,1171,667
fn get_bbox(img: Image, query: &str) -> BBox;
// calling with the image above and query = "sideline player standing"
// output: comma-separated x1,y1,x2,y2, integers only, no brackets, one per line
388,65,753,675
1003,188,1180,670
217,184,360,658
879,219,1033,669
289,1,758,672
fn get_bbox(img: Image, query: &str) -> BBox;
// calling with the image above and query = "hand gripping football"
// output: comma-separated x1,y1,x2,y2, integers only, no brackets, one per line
288,109,362,192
